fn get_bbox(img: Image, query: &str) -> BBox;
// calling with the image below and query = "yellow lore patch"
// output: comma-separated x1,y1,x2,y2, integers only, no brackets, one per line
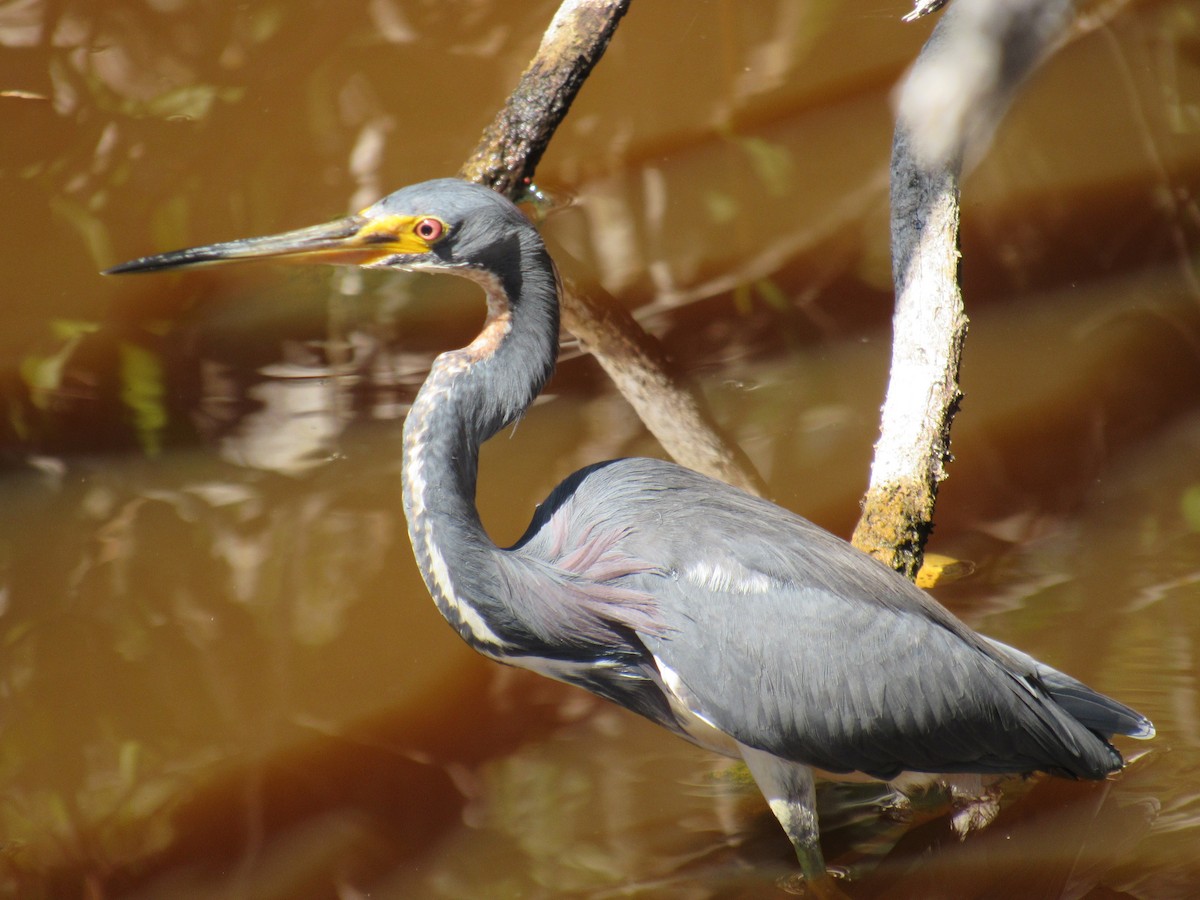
354,214,446,255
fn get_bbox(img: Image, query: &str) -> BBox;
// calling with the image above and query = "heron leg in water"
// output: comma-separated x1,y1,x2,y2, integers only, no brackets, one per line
738,742,826,879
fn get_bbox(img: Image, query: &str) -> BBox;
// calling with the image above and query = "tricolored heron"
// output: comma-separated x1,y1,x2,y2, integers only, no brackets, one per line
106,178,1153,881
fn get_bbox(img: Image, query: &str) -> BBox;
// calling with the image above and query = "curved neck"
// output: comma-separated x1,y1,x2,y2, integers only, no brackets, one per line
401,230,559,649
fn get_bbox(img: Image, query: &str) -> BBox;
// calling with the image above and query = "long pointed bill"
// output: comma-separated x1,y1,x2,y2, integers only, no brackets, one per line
103,213,430,275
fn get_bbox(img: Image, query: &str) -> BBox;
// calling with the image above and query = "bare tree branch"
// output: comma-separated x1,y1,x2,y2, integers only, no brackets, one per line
551,244,768,495
459,0,631,194
852,0,1074,577
459,0,766,495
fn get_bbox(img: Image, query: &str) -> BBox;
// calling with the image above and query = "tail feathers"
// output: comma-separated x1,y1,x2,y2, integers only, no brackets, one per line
983,637,1155,740
1038,669,1155,739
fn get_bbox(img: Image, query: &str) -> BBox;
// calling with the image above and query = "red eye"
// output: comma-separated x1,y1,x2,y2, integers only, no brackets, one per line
415,218,444,241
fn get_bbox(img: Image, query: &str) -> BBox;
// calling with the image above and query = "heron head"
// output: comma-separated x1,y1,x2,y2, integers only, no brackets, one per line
103,178,535,280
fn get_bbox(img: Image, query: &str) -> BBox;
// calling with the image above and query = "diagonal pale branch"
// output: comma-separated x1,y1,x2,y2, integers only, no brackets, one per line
852,0,1075,577
551,242,767,494
458,0,766,496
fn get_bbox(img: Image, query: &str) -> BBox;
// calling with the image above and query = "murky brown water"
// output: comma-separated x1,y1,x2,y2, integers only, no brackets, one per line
3,1,1199,897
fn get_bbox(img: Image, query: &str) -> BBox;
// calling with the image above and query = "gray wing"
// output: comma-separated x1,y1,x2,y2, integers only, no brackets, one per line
516,457,1148,781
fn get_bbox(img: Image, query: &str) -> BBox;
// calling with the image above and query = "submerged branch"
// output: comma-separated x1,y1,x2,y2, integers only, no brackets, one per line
852,0,1075,577
459,0,766,495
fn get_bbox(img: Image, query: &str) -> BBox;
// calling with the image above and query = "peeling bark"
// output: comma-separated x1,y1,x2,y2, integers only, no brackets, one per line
852,0,1075,577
